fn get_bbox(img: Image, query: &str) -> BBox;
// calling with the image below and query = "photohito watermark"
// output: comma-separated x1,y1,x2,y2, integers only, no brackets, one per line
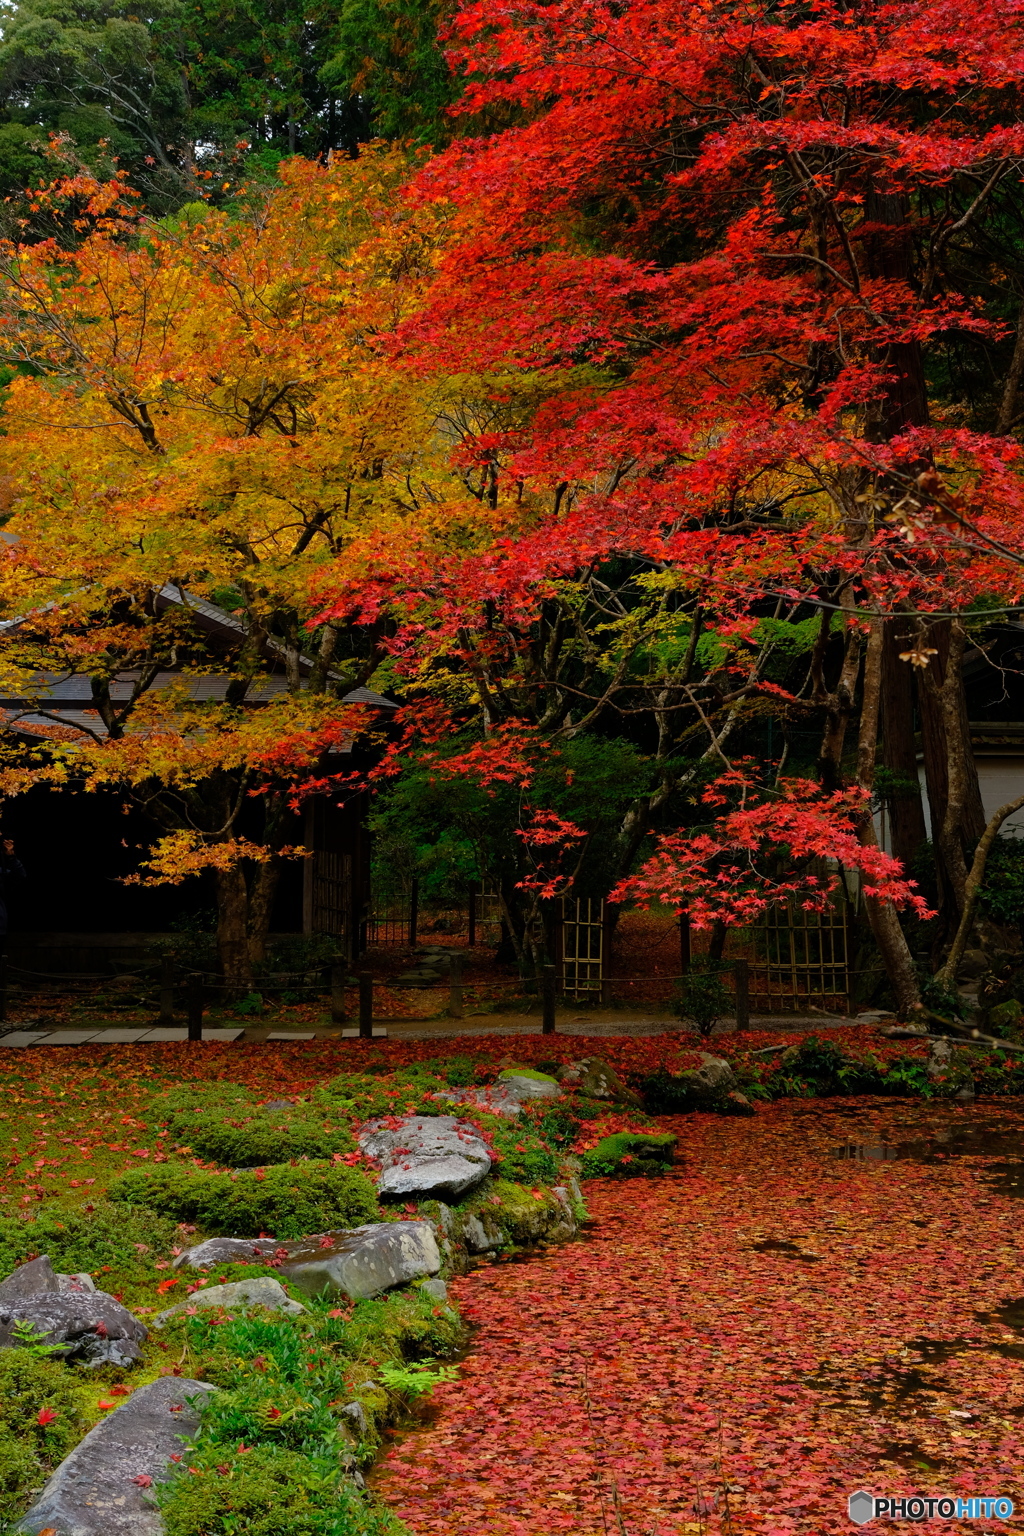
848,1491,1015,1524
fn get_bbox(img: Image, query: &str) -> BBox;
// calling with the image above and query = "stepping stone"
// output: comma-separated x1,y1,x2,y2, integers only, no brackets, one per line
195,1028,244,1042
137,1028,188,1041
16,1375,216,1536
0,1030,47,1047
40,1030,101,1045
341,1027,387,1038
90,1028,152,1043
267,1031,316,1040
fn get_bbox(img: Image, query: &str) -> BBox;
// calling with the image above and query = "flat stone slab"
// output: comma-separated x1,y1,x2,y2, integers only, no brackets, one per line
278,1221,441,1301
267,1031,316,1040
154,1277,306,1327
1,1290,148,1368
89,1029,153,1043
39,1030,103,1045
16,1376,215,1536
194,1029,244,1042
0,1030,48,1047
341,1027,387,1038
173,1236,281,1271
137,1029,189,1042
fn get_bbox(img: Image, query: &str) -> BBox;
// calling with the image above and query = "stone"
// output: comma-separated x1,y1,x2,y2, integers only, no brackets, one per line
0,1254,59,1301
58,1272,97,1294
0,1291,148,1369
16,1376,215,1536
725,1089,755,1114
459,1214,504,1253
338,1400,368,1440
432,1086,523,1117
575,1058,643,1106
154,1277,307,1328
359,1114,492,1200
957,948,990,980
278,1221,441,1301
419,1277,448,1301
378,1156,486,1201
173,1236,281,1271
496,1069,561,1101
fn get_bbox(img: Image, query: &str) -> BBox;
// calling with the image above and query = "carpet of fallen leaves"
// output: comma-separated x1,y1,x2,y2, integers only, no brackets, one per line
374,1098,1024,1536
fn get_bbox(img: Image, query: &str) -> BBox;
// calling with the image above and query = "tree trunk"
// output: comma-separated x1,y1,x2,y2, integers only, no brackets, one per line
880,620,927,872
935,789,1024,990
247,859,282,966
215,865,254,993
918,620,986,935
856,621,921,1016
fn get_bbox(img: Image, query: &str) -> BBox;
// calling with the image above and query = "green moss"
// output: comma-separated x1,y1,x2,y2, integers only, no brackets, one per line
156,1083,358,1167
158,1445,405,1536
107,1161,379,1239
0,1202,180,1294
0,1351,87,1519
579,1131,677,1178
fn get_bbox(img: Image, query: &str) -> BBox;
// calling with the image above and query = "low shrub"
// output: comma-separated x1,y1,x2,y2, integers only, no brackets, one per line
107,1161,379,1239
0,1351,86,1519
579,1132,677,1178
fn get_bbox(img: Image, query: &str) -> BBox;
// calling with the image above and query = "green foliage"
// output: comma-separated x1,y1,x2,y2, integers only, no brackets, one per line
9,1319,66,1357
979,835,1024,926
377,1360,458,1398
0,1351,86,1519
774,1035,878,1096
988,999,1024,1042
321,0,456,144
0,1202,179,1286
530,1104,583,1149
498,1067,557,1083
164,1103,357,1168
579,1132,677,1178
158,1290,459,1536
107,1161,379,1239
673,958,733,1038
920,970,968,1021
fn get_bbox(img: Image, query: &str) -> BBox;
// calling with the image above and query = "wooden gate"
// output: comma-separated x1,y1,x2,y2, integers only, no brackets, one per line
367,880,419,947
752,894,849,1013
560,896,604,998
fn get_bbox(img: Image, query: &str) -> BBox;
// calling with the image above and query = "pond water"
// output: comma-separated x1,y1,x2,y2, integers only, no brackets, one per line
372,1099,1024,1535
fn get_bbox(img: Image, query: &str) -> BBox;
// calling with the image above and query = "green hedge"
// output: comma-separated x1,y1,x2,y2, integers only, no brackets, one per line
108,1162,379,1239
0,1202,180,1289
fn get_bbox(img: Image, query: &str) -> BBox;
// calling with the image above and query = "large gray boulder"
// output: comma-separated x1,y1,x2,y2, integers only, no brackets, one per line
359,1114,492,1201
0,1255,59,1301
278,1221,441,1301
153,1277,307,1328
172,1236,281,1271
17,1376,215,1536
0,1291,148,1369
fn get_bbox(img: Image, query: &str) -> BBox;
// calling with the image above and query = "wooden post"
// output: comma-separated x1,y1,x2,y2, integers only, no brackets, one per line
679,911,691,976
159,956,175,1022
734,958,750,1033
187,974,203,1042
358,972,373,1039
0,954,8,1024
330,964,347,1025
448,953,463,1018
408,878,419,949
541,964,556,1034
468,885,477,947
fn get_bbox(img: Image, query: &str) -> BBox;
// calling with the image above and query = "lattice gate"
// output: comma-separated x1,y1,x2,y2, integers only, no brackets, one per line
752,894,849,1013
560,896,604,998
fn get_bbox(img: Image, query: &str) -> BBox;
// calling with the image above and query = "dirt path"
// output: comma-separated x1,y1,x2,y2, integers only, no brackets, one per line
374,1099,1024,1535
